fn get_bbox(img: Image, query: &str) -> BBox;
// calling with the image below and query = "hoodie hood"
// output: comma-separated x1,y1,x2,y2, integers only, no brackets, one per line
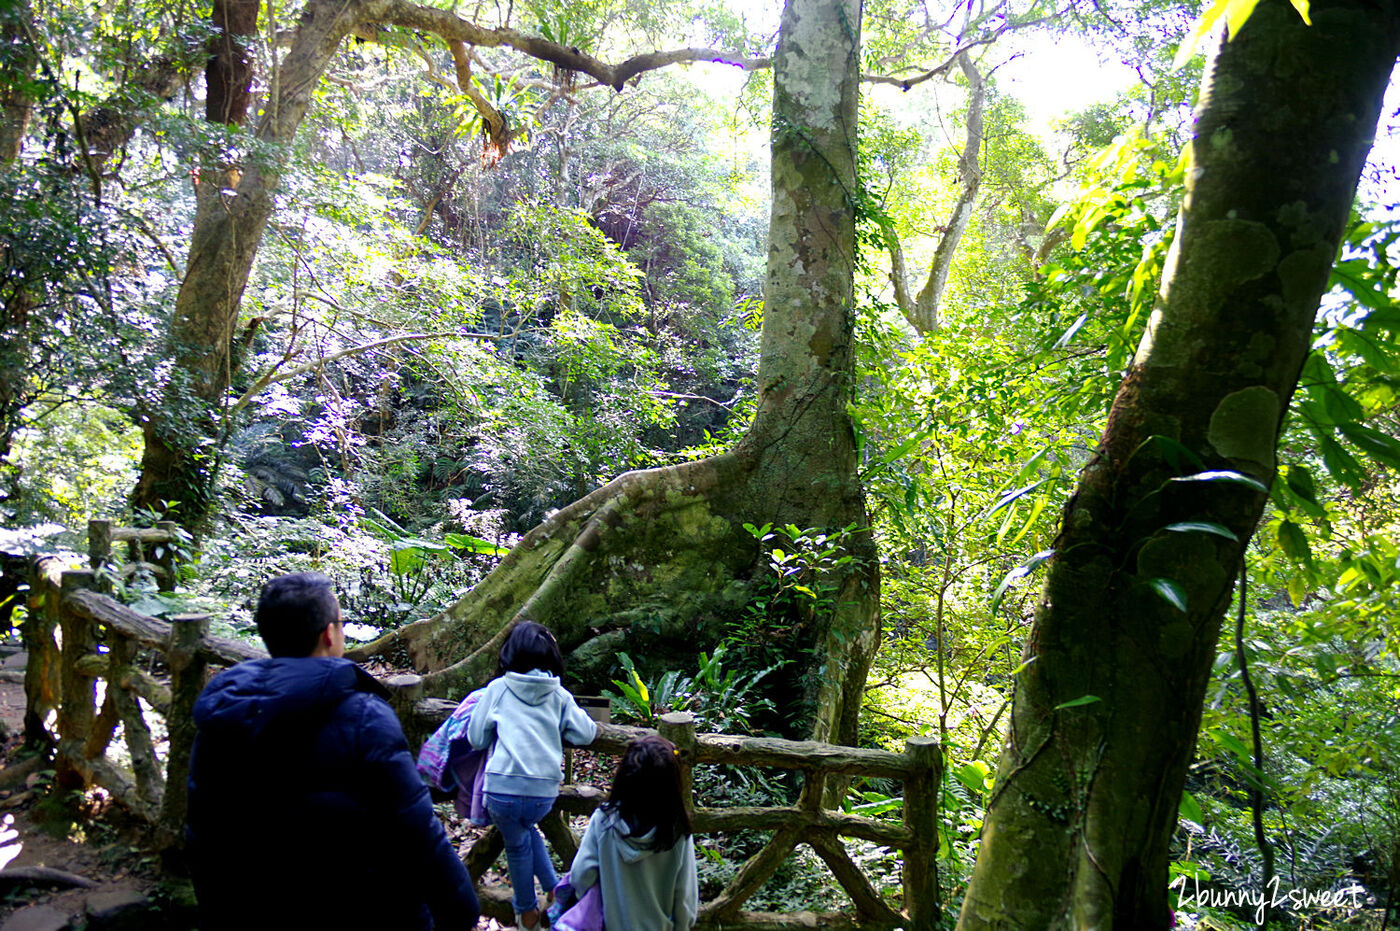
598,809,664,863
194,656,386,740
501,669,560,707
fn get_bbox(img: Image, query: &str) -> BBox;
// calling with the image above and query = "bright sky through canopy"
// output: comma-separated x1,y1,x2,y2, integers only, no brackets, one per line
999,33,1137,142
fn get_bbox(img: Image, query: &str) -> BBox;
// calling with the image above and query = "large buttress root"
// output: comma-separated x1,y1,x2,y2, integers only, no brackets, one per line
351,447,878,745
351,455,747,688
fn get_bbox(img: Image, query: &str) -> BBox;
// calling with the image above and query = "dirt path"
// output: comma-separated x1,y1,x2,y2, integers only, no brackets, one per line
0,661,164,931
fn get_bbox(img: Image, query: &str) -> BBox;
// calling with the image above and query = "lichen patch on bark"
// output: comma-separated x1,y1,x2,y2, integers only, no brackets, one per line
778,3,853,130
1208,385,1280,472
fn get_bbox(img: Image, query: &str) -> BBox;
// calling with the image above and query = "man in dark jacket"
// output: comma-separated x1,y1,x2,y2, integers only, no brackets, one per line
186,572,480,930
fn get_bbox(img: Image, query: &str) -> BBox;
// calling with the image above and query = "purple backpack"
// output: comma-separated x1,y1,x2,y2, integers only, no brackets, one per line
417,689,489,825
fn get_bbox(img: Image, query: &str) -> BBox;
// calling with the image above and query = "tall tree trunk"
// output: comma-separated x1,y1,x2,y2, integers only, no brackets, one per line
352,0,877,745
0,0,35,163
131,0,345,524
0,0,37,490
959,1,1400,927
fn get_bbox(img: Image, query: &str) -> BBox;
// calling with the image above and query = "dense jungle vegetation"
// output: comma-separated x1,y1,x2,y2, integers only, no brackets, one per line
3,0,1400,925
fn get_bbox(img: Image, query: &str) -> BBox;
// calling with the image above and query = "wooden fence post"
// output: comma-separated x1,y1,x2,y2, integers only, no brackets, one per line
159,613,209,848
154,521,178,592
658,712,697,821
87,519,112,572
902,736,942,930
55,569,99,791
22,557,64,748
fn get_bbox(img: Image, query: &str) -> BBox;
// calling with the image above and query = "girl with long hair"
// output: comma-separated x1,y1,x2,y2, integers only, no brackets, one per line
569,735,698,931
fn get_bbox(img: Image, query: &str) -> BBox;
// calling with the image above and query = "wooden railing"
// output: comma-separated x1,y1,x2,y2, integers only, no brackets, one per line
87,518,184,593
26,561,262,845
23,558,942,928
403,682,942,930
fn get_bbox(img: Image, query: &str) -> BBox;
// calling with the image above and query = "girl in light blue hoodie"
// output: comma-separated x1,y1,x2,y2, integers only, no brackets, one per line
569,735,699,931
467,621,598,930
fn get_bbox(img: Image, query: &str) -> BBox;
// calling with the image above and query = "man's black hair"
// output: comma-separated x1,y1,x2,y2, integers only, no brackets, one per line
496,620,565,678
255,572,340,657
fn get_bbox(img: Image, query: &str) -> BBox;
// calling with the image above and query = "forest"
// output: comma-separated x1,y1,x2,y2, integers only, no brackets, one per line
2,0,1400,925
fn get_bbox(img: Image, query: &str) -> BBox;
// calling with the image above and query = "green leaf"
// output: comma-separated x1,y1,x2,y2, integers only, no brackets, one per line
1277,520,1312,562
985,480,1048,520
1146,577,1188,612
1178,791,1204,824
955,761,992,794
1287,574,1309,606
1054,694,1102,710
1170,860,1212,882
1147,435,1204,474
1169,470,1268,493
989,549,1055,616
443,533,509,556
1006,493,1050,547
1338,422,1400,471
1330,258,1392,310
1316,435,1367,489
1172,0,1228,68
1214,730,1251,763
1322,387,1364,425
1284,464,1324,512
848,794,904,816
1223,0,1264,39
1163,521,1238,541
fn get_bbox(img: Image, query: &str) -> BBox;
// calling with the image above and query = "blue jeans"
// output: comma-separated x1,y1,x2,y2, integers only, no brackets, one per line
486,791,559,914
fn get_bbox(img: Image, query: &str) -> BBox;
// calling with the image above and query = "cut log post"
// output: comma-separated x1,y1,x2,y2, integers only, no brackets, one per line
158,614,209,849
22,557,63,748
902,736,941,930
154,521,178,592
55,738,151,820
87,520,112,588
659,711,696,822
80,682,118,761
55,569,99,791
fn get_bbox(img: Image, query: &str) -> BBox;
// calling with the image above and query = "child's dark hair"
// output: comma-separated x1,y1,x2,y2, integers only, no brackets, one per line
497,620,565,678
605,735,692,851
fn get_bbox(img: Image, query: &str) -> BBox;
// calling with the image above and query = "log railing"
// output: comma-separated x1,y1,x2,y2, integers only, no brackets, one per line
407,689,942,930
87,517,184,592
26,562,263,845
24,559,942,928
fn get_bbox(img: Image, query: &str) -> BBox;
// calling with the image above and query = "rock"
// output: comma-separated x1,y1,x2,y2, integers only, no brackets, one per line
0,905,72,931
0,651,27,668
85,888,151,929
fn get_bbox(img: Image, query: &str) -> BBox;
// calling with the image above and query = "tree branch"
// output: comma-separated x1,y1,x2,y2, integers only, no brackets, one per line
230,329,499,415
360,0,767,91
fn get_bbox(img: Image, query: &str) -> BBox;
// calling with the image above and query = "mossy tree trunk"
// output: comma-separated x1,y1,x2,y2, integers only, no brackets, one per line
958,1,1400,927
354,0,879,745
0,0,36,489
130,0,268,524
